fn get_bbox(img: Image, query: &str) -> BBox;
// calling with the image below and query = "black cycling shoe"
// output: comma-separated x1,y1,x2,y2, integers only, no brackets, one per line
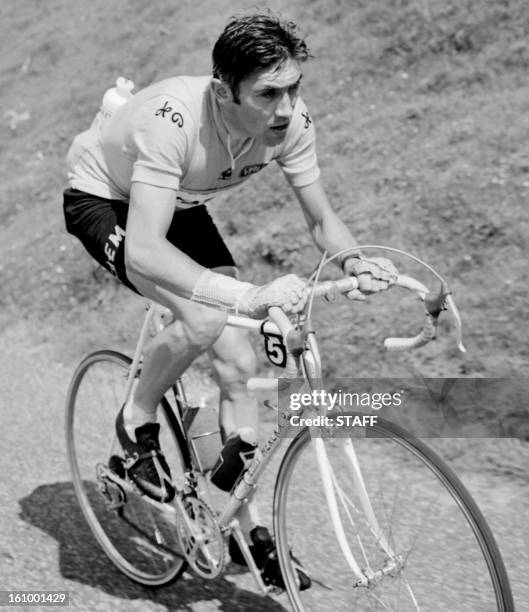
115,405,175,502
229,526,311,591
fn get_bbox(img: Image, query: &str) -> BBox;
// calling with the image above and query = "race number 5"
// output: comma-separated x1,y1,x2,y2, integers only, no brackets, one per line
261,329,287,368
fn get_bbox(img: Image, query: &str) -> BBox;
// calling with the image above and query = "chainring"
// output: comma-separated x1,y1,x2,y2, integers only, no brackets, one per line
175,496,226,579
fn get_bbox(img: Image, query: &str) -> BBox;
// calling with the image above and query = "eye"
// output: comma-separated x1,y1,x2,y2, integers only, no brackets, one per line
289,82,301,96
261,89,278,99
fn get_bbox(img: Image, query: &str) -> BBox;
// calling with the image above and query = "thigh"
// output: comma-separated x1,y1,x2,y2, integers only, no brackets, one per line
64,192,236,294
164,204,236,270
63,188,138,292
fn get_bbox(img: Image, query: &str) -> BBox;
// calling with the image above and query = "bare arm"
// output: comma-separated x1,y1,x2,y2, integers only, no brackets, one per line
125,182,308,315
124,182,206,298
293,178,398,295
292,178,359,264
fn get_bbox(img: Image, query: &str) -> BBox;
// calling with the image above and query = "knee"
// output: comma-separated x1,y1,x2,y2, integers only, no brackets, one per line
167,309,228,353
212,346,257,388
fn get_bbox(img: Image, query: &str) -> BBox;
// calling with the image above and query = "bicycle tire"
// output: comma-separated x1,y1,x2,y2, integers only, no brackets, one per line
65,349,188,586
274,417,514,611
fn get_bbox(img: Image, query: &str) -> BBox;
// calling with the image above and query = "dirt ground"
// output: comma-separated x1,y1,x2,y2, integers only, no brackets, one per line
1,1,528,610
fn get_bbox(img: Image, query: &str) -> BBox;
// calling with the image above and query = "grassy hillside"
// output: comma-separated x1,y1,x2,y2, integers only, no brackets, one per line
1,1,528,433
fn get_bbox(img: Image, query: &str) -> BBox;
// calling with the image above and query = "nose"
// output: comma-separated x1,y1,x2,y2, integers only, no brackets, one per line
276,91,294,121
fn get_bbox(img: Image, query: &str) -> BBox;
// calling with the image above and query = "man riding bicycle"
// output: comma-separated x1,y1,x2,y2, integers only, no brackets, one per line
63,12,397,590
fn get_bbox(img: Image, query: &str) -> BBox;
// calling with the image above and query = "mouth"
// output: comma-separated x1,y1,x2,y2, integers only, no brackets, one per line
270,122,289,133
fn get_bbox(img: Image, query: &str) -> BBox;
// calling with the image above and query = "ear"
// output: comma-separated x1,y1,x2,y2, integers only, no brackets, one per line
211,78,233,104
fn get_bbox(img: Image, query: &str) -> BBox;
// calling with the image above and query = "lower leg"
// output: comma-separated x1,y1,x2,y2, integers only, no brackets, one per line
209,330,261,538
217,380,260,539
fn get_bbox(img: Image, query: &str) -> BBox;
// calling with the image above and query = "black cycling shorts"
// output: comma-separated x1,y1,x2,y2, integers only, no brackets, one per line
63,188,236,294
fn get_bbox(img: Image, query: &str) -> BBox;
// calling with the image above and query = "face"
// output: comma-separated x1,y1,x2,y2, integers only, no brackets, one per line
223,57,303,146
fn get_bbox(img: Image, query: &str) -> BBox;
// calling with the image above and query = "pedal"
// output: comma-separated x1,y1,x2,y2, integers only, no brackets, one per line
96,461,127,512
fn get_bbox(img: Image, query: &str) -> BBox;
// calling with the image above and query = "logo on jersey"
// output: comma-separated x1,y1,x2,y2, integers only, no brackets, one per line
301,111,312,129
219,168,233,180
155,101,184,127
240,163,267,177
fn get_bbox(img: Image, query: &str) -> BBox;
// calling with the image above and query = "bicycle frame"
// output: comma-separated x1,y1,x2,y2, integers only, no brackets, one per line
121,300,399,589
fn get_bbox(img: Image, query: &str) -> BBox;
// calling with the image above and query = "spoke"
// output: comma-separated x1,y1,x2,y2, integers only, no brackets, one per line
130,536,176,563
68,353,188,585
367,591,391,610
275,425,510,611
330,465,384,550
405,580,422,611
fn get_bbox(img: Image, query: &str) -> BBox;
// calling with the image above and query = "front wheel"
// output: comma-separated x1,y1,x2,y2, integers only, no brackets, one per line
274,418,514,611
65,349,188,586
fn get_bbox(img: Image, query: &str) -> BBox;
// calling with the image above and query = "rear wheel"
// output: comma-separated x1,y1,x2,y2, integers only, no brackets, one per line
274,419,514,611
65,350,188,586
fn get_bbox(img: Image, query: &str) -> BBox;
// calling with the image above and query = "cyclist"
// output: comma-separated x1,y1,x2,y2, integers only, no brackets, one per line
63,12,397,589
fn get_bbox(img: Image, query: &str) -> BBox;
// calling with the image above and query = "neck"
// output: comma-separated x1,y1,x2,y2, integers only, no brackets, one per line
219,103,248,143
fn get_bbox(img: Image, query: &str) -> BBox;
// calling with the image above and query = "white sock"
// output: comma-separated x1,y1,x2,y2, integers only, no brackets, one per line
123,400,157,442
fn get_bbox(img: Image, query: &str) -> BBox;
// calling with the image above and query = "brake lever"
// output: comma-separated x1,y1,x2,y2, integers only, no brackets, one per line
445,294,466,353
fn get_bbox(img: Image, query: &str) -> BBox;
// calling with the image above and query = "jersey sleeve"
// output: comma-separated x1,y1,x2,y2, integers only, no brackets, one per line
275,98,320,188
130,95,193,190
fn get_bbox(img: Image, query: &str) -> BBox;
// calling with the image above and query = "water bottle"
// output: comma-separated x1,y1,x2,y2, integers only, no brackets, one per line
90,76,134,130
100,76,135,119
184,400,223,473
210,427,257,492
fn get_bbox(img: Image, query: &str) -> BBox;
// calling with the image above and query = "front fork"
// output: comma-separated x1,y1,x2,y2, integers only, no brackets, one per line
302,332,400,588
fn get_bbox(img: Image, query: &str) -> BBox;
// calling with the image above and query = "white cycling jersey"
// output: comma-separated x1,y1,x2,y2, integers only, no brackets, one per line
67,76,320,207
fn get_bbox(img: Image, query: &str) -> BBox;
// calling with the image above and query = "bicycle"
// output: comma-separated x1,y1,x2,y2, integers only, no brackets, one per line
65,246,514,611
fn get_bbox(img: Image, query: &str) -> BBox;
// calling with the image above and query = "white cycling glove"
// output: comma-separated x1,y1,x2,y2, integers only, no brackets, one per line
238,274,307,318
341,255,398,301
191,270,307,319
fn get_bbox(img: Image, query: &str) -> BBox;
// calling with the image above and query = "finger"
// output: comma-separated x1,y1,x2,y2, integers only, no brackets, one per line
346,289,366,301
293,284,306,298
290,298,306,313
356,274,373,294
288,292,306,313
374,279,393,292
290,294,303,308
370,279,386,293
375,271,395,283
374,261,398,281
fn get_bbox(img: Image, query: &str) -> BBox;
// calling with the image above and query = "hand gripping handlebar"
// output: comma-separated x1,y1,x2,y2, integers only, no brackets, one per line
247,274,464,393
308,274,452,352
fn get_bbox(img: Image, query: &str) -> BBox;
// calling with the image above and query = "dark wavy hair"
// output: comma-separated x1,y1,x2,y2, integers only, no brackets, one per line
212,13,310,103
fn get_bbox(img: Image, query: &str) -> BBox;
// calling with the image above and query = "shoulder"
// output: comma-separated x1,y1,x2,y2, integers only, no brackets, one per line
291,97,314,131
131,76,212,134
275,96,316,154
